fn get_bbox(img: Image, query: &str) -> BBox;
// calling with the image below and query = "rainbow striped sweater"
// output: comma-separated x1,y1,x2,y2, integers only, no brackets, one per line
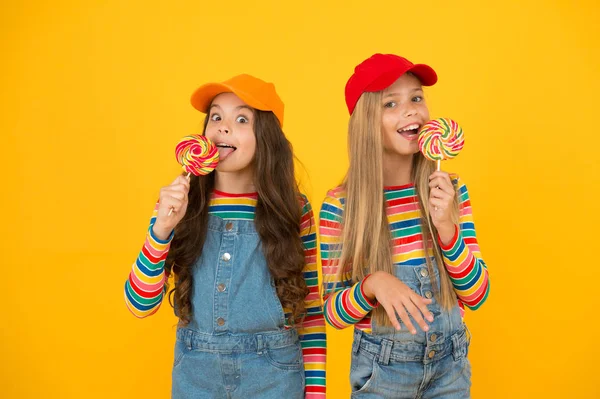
319,176,490,333
124,190,326,397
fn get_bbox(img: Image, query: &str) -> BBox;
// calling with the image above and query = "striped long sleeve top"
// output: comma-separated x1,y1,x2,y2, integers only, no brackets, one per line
125,190,326,397
319,176,490,333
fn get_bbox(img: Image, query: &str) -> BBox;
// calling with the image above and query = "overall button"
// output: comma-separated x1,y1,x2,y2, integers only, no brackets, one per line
420,268,429,277
225,222,233,231
222,253,231,262
428,350,436,359
217,317,226,326
430,333,438,342
217,283,226,292
425,291,433,299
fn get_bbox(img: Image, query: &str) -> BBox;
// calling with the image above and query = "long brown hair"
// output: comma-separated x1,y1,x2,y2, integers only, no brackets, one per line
166,110,308,326
330,91,459,327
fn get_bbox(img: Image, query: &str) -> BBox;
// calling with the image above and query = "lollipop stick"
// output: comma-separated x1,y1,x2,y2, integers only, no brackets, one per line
434,160,440,211
167,172,192,216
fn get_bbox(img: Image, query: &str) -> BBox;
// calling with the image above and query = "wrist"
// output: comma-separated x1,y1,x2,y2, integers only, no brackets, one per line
152,223,172,241
438,224,458,247
362,271,383,300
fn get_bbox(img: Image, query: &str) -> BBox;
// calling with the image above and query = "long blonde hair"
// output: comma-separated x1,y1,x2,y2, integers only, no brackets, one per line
330,91,459,327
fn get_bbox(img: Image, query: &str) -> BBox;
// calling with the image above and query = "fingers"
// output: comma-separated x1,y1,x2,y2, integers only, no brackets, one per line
429,177,454,198
384,297,434,335
393,303,417,334
378,276,435,334
172,174,191,184
429,171,453,186
412,295,434,322
170,183,190,192
429,172,454,198
160,178,191,206
159,181,190,218
382,303,402,331
429,177,453,215
160,196,185,215
160,189,188,212
162,188,187,201
172,176,191,192
429,186,452,201
402,300,429,333
429,197,448,212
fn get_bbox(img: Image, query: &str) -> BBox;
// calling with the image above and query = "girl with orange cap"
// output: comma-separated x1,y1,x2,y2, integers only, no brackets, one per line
124,74,326,398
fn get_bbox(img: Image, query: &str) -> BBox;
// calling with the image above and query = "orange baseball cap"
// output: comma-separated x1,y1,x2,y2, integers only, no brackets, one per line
190,74,284,127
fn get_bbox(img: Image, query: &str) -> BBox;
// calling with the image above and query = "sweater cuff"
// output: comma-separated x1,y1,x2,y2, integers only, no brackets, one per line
148,224,174,245
438,224,459,251
359,274,379,308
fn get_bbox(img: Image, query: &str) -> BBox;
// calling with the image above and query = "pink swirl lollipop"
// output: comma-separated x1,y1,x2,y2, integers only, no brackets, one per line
168,135,219,216
175,134,219,176
418,118,464,171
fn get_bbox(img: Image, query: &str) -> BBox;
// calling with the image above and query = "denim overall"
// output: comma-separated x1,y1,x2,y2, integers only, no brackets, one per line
172,215,305,398
350,260,471,398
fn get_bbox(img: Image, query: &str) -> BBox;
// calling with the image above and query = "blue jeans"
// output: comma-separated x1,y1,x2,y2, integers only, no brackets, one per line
350,261,472,398
172,328,304,398
171,215,305,398
350,325,471,398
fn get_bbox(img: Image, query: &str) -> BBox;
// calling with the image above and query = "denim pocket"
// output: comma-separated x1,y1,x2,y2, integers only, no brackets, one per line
173,339,188,368
452,329,471,361
264,342,303,371
350,349,378,394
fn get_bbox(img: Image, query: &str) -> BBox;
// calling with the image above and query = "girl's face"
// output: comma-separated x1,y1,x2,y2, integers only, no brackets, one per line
205,92,257,175
381,73,430,157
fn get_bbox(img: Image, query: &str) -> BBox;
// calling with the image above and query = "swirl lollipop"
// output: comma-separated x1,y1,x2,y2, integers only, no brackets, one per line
168,134,219,215
418,118,464,171
175,134,219,176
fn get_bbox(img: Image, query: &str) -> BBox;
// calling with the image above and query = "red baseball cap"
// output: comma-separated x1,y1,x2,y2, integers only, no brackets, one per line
344,53,438,115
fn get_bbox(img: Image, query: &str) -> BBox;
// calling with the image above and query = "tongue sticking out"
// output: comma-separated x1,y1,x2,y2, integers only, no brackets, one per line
217,146,236,160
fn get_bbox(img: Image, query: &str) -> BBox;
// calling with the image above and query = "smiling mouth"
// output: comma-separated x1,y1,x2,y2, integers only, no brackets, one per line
397,123,420,140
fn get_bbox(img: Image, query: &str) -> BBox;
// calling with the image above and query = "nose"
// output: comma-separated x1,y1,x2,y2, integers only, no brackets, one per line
218,124,230,134
403,103,417,118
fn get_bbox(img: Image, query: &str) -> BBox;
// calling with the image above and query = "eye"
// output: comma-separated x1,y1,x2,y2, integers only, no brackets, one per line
384,101,396,108
210,113,221,121
236,116,249,123
412,96,423,103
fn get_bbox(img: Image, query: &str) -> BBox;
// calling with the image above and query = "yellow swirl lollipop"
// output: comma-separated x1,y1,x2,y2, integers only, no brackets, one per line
418,118,464,171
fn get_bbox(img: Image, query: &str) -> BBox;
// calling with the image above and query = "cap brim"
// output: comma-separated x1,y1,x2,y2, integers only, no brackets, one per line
365,63,438,93
190,83,231,112
190,83,271,113
409,64,438,86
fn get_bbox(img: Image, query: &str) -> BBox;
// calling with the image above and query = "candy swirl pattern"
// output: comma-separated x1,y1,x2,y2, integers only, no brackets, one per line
418,118,464,162
175,134,219,176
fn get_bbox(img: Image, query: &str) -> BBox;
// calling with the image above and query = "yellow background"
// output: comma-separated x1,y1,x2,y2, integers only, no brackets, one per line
2,0,599,398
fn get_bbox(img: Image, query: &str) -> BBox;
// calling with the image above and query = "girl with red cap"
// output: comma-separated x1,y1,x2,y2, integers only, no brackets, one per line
124,74,326,398
319,54,490,398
